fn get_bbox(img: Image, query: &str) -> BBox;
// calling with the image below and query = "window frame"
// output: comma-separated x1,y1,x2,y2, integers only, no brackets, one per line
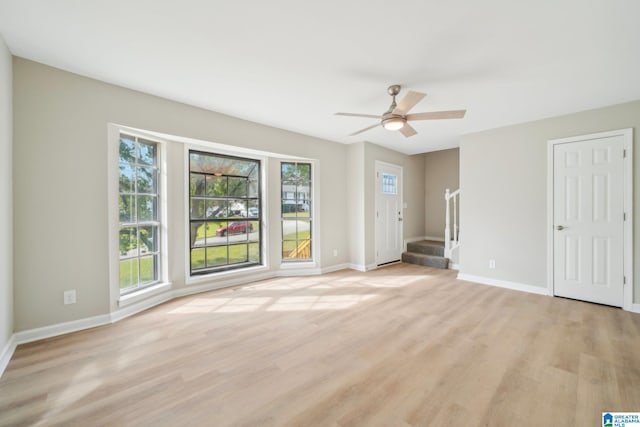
108,125,170,309
186,148,265,278
118,133,163,295
280,161,314,263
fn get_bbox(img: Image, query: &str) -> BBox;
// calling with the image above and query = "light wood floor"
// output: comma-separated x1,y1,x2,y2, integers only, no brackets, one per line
2,264,640,426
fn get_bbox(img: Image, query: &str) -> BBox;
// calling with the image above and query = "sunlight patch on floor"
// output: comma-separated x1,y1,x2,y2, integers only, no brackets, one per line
168,293,379,314
39,363,102,423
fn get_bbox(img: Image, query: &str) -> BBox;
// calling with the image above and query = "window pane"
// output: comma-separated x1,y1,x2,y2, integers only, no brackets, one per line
139,255,156,284
228,177,247,197
297,163,311,184
229,244,248,264
248,167,259,197
191,248,206,270
190,173,205,196
119,195,135,223
138,140,156,166
296,220,311,241
382,173,397,194
282,184,296,200
282,219,297,241
249,243,260,263
212,221,229,237
229,200,247,218
139,226,157,253
119,136,136,163
137,196,157,222
207,221,226,244
206,175,227,197
204,199,224,219
190,198,206,219
248,221,259,241
282,241,297,259
248,200,259,218
120,227,138,258
206,246,227,267
191,222,205,247
119,163,134,193
136,166,156,194
119,258,139,290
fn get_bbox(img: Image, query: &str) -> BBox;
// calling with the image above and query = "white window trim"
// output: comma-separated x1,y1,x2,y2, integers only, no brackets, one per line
279,158,320,270
183,144,270,285
107,124,171,309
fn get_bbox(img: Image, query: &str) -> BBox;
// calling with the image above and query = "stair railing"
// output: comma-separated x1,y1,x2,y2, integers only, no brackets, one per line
444,188,460,258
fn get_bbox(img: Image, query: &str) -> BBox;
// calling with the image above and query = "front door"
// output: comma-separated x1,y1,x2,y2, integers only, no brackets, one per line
375,161,403,265
553,134,625,307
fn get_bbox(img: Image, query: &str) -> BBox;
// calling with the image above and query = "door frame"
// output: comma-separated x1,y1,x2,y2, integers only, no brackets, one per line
374,160,404,266
546,128,633,310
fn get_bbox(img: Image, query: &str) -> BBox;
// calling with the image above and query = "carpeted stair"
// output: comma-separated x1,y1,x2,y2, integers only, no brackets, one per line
402,240,449,269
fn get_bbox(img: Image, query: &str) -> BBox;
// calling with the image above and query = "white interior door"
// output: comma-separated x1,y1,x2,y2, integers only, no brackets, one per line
553,135,625,307
376,162,403,265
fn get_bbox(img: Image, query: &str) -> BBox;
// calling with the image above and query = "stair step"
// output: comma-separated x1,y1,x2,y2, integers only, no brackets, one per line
401,252,449,269
406,240,445,257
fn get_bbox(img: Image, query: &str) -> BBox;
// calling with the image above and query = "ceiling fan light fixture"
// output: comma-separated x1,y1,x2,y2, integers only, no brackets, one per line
382,116,405,131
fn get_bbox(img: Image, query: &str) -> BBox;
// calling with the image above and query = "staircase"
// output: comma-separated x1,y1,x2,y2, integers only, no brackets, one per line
402,240,449,269
402,187,460,270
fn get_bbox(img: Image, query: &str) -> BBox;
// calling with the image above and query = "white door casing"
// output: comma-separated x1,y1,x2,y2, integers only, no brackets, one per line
375,161,403,265
548,129,633,308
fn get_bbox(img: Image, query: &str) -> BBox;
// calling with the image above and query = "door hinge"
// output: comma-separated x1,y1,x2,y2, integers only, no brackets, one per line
623,276,626,285
623,149,627,158
377,171,379,178
376,210,379,218
624,212,626,221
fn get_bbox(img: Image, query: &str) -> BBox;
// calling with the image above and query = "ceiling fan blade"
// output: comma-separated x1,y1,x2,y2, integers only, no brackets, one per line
335,112,382,119
349,123,381,136
406,110,466,121
398,123,417,138
393,91,426,115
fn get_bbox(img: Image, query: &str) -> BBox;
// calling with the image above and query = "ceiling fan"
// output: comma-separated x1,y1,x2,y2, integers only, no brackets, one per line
336,85,466,138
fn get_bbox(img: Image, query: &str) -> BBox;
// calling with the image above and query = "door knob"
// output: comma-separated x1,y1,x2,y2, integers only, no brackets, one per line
556,225,565,231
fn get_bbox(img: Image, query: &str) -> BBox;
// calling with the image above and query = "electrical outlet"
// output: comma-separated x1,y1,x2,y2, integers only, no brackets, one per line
489,259,496,269
64,289,76,305
333,249,338,257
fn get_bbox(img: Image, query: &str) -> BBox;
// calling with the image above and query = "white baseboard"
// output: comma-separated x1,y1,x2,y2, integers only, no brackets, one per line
348,263,378,272
320,263,350,274
13,313,113,346
631,304,640,314
0,334,17,377
456,273,550,296
112,290,175,323
448,263,460,271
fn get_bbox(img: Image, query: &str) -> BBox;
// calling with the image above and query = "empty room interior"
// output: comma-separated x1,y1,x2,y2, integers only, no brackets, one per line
1,1,640,426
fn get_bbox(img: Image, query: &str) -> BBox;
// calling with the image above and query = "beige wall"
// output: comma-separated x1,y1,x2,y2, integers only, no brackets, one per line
13,58,353,331
0,36,13,357
460,100,640,303
347,142,366,267
424,148,459,239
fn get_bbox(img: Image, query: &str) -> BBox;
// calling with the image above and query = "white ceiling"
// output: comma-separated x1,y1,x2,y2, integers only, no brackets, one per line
1,1,640,155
